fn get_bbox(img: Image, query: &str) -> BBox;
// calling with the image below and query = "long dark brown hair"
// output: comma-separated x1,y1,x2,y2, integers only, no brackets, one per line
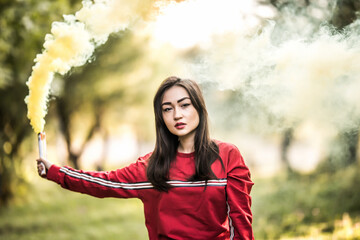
147,76,224,191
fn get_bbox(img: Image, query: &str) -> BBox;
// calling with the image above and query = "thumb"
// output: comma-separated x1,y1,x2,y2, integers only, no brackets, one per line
37,158,53,170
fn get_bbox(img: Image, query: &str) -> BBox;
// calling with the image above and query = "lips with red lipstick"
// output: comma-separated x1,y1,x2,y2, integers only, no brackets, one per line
175,122,186,129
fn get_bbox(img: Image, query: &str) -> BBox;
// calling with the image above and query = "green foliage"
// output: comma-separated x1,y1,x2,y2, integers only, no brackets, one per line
51,29,156,169
0,0,159,204
0,0,80,87
0,0,81,205
252,165,360,239
322,129,359,170
0,177,147,240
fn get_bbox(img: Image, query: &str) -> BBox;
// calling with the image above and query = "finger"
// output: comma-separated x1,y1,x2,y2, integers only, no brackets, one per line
38,162,47,177
38,168,45,178
36,159,45,168
36,160,46,177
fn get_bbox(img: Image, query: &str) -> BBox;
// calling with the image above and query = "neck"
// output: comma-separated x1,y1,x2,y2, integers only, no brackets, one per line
178,132,195,153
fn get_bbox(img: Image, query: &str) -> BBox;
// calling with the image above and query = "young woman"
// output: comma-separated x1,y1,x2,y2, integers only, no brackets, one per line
37,76,254,240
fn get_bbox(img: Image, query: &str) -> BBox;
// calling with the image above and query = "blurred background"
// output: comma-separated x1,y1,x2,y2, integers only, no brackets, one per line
1,0,360,239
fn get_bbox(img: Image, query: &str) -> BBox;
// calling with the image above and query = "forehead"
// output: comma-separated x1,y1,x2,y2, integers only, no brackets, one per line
162,86,190,103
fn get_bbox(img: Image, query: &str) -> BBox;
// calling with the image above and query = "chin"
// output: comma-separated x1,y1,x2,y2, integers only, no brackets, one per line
175,130,196,138
170,130,186,137
173,132,187,137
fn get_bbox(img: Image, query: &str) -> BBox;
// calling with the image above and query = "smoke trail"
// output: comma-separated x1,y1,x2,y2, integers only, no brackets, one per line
25,0,145,133
25,16,94,133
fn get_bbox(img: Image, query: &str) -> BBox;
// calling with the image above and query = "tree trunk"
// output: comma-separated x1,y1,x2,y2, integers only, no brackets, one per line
331,0,360,29
281,127,294,174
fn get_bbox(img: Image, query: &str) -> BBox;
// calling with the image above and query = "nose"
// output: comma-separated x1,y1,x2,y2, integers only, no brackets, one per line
174,106,182,120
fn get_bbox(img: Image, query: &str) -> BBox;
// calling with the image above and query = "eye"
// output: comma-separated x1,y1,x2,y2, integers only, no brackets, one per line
181,103,191,108
163,107,172,112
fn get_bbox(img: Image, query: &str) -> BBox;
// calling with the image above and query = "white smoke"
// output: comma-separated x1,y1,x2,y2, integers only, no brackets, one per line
178,3,360,132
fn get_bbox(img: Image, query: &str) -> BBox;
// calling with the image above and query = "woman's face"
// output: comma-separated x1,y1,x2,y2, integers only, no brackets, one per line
161,86,200,139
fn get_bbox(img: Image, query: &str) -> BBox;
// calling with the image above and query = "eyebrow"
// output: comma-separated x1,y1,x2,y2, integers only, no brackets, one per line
161,97,190,106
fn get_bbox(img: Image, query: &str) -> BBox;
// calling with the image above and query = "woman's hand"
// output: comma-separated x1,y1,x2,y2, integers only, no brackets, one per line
36,158,53,178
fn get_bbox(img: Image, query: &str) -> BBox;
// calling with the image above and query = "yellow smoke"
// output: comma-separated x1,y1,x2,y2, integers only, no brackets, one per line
25,0,148,133
25,18,94,133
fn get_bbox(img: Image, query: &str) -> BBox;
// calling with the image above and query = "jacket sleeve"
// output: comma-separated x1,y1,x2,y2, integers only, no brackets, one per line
226,146,254,240
46,158,148,199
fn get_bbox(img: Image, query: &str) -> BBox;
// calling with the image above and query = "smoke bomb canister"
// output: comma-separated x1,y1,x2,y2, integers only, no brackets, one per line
38,132,47,176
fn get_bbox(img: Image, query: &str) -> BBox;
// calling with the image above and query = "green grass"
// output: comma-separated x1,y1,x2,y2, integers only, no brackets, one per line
2,165,360,240
251,166,360,239
0,177,148,240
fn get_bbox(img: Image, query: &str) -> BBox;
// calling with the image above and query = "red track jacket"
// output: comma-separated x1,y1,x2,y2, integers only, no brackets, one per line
47,140,254,239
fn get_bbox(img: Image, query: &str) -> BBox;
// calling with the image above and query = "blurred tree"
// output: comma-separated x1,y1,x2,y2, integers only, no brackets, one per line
0,0,159,205
280,127,293,174
322,128,359,171
267,0,360,171
0,0,81,206
47,0,158,169
331,0,360,28
53,31,149,169
269,0,310,9
326,0,360,169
